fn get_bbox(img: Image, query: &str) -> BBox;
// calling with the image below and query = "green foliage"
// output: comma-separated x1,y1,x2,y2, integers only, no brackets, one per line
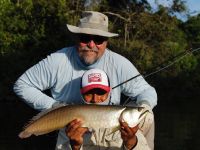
108,5,196,76
0,0,29,54
171,0,187,13
0,0,85,56
0,0,84,100
183,14,200,48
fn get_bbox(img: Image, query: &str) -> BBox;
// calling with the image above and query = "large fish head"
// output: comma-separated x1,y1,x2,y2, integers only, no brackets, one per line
120,107,149,127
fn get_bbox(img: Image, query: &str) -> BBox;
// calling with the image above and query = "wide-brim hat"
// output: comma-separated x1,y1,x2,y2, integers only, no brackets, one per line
67,11,118,37
80,68,111,94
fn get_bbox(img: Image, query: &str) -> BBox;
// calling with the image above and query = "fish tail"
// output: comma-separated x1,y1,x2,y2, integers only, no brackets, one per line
18,131,32,139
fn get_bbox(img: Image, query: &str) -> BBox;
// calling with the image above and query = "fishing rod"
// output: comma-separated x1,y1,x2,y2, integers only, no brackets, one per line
112,47,200,90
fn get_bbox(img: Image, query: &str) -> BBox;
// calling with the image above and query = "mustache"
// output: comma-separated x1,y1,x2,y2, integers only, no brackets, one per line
79,46,99,52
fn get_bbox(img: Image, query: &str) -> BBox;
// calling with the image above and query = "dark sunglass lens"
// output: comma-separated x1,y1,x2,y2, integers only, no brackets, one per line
80,35,90,43
84,88,107,95
94,37,107,45
97,90,107,95
79,35,107,44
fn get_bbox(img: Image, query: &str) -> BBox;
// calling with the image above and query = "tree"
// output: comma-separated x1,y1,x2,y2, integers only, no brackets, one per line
183,14,200,48
102,1,195,77
0,0,31,55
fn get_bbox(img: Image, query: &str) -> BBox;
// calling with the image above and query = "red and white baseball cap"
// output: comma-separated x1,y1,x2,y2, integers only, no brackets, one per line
80,69,111,94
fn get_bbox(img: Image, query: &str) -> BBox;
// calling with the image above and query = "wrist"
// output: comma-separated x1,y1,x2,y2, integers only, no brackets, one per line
124,136,138,150
70,140,82,150
71,144,81,150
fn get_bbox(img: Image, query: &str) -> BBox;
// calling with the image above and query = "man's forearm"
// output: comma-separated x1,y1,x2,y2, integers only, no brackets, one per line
13,79,56,110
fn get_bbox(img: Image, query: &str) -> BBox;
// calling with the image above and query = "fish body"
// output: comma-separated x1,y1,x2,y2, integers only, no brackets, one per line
19,104,148,139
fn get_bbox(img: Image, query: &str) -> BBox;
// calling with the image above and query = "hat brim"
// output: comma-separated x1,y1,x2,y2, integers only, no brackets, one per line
81,84,111,94
67,24,118,37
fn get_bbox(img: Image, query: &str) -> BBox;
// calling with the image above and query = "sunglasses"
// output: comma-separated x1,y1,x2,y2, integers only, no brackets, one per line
83,88,108,96
79,34,108,45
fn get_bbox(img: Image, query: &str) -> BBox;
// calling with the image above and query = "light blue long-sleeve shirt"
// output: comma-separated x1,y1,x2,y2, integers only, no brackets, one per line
13,46,157,110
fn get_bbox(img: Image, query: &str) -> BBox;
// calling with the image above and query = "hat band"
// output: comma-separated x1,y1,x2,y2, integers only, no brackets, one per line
79,22,108,32
81,84,110,94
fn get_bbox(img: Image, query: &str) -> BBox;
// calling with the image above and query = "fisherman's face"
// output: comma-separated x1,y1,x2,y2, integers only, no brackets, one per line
82,88,109,104
77,34,108,65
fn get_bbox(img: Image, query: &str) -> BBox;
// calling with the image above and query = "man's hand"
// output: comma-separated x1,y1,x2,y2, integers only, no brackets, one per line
120,121,139,150
65,119,88,150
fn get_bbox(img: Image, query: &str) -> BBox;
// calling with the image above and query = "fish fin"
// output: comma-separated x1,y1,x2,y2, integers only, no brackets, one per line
19,128,57,139
31,105,67,121
23,105,68,129
18,131,32,139
33,129,56,136
138,110,150,123
106,126,120,136
93,130,98,143
87,127,93,132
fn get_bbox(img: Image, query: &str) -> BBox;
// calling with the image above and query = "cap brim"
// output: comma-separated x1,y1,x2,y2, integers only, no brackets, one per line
67,24,118,37
81,84,111,94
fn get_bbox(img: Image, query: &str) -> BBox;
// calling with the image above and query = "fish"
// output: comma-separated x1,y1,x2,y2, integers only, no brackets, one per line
19,104,149,139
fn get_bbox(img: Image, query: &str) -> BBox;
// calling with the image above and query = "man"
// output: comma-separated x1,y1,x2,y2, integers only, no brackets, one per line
64,68,154,150
13,11,157,149
80,68,111,105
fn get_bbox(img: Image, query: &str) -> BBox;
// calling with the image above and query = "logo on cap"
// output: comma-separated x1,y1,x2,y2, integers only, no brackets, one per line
88,73,102,83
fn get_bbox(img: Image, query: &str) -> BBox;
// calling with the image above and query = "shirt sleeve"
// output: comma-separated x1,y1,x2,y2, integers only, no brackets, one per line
13,54,58,111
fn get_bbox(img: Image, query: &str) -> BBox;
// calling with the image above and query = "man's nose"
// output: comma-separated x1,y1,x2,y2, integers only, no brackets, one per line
88,40,95,48
91,94,99,103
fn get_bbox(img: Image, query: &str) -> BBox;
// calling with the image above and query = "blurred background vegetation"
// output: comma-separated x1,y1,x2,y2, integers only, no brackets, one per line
0,0,200,149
